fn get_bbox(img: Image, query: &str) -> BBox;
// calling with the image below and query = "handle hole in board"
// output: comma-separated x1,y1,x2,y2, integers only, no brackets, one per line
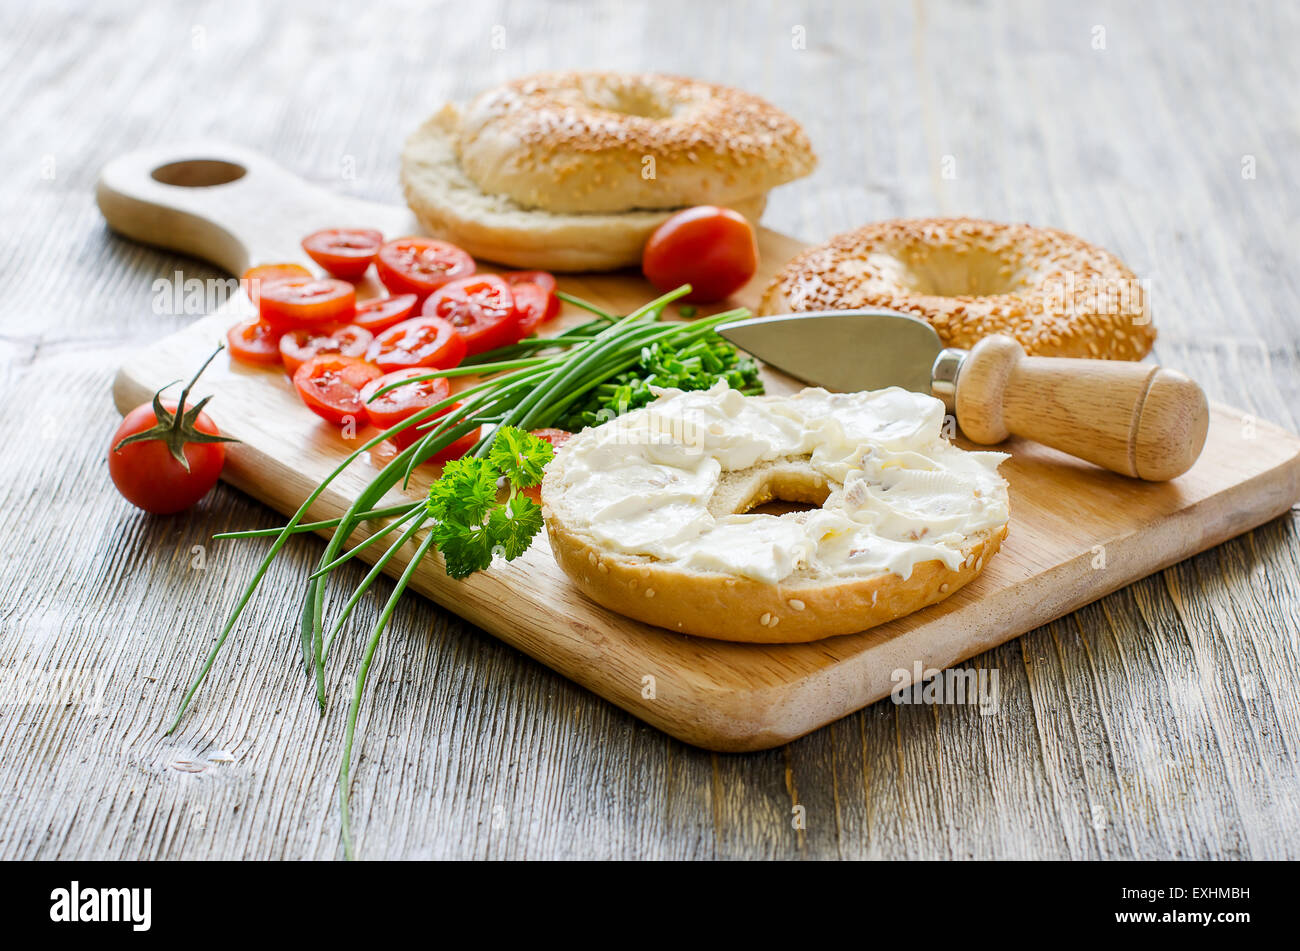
150,159,246,187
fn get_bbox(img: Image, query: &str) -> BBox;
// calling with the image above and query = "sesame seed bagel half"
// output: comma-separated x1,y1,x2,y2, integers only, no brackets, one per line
401,105,768,271
540,385,1012,644
760,217,1156,360
455,71,817,214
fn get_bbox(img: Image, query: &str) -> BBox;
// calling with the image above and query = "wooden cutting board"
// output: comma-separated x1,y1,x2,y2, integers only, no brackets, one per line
100,143,1300,752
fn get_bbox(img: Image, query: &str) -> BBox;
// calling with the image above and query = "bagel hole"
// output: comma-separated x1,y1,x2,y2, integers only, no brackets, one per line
581,79,676,119
900,246,1025,297
736,472,830,517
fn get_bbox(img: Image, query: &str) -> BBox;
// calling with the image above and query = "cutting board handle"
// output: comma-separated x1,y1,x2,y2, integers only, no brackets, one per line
955,334,1209,481
95,143,418,276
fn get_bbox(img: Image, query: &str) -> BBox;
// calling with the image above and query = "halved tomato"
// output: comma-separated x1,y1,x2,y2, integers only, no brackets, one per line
422,274,521,356
279,324,374,377
359,367,464,453
396,401,481,460
366,316,466,373
292,354,383,426
529,428,573,451
302,228,383,281
353,294,418,333
504,271,559,320
509,280,555,337
227,319,284,365
259,277,356,330
242,263,313,306
375,237,475,299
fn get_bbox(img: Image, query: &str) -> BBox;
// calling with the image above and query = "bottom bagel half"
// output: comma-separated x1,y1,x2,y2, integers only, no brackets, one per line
542,508,1008,645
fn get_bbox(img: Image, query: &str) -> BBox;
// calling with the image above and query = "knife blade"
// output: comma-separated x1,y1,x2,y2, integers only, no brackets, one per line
716,309,1209,481
716,310,948,396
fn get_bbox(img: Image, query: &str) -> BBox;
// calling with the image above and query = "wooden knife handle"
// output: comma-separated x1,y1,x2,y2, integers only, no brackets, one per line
954,334,1209,481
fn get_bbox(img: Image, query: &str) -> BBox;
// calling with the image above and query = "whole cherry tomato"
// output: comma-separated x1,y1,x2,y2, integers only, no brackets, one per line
642,206,758,303
109,348,236,514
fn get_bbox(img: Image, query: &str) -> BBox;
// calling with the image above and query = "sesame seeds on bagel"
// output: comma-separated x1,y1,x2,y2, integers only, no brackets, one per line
454,71,817,214
759,217,1156,360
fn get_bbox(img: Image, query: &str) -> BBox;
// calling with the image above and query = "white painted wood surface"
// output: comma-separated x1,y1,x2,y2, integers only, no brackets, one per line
2,0,1298,859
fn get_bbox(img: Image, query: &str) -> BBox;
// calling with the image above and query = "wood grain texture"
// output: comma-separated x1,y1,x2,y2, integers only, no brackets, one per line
2,0,1298,860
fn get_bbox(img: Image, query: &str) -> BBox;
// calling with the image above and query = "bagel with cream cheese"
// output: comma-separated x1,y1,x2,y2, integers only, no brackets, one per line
541,382,1010,644
760,217,1155,360
401,72,816,271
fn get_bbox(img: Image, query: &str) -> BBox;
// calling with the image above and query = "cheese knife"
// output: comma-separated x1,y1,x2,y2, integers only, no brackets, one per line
716,310,1209,481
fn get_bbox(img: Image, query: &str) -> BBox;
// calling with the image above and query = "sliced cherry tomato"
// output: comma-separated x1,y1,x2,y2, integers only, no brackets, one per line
359,368,451,430
375,237,475,299
529,428,573,451
302,228,383,281
258,277,356,330
366,315,466,373
279,324,374,377
642,206,758,303
353,294,418,333
509,280,554,337
227,319,284,365
358,368,463,452
504,271,560,321
397,402,481,459
292,354,383,426
422,274,521,356
241,263,313,306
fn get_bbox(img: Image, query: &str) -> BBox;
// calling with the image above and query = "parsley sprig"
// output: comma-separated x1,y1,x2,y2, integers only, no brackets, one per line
426,427,552,578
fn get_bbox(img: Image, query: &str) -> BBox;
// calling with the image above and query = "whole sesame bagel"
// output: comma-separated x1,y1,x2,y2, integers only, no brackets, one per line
401,105,768,271
760,218,1155,360
541,382,1011,644
455,71,816,214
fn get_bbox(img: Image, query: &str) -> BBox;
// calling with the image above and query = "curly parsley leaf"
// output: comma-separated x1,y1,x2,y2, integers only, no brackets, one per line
426,456,499,524
487,426,553,489
431,514,496,580
425,429,553,579
487,494,544,560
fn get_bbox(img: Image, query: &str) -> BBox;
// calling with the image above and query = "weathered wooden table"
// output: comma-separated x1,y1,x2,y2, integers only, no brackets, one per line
2,0,1296,860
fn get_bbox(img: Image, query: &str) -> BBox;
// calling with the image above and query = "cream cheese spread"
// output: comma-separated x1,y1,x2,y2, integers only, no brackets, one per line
553,381,1010,584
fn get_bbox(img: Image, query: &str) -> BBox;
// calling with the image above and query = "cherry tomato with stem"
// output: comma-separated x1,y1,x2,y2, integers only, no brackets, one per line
375,237,475,300
292,354,383,426
641,205,758,303
301,228,383,281
366,315,466,373
109,345,238,514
